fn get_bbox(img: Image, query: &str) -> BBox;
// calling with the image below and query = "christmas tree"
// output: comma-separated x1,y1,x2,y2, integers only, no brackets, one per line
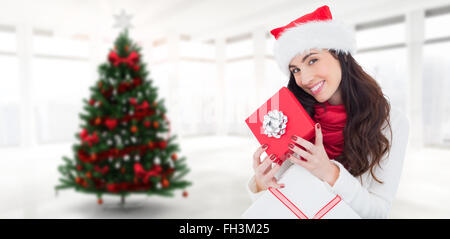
55,29,191,205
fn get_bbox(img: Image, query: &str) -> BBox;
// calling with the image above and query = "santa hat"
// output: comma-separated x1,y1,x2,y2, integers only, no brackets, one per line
270,5,356,76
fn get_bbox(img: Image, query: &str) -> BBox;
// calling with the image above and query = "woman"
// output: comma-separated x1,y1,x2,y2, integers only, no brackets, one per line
247,5,410,219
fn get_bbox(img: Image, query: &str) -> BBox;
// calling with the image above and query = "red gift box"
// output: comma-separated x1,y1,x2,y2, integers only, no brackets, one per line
245,87,315,161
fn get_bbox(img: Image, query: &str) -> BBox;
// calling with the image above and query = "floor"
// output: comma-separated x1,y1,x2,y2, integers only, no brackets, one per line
0,135,449,219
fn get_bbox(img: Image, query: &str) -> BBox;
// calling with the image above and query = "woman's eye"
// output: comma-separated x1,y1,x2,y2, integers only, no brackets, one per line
292,68,300,74
309,59,318,65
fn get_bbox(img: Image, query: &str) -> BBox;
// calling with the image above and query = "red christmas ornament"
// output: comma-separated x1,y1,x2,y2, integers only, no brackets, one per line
93,178,106,189
131,125,138,133
90,132,99,145
129,97,137,105
159,141,167,149
94,117,102,126
183,191,188,198
171,154,177,161
107,184,118,193
101,88,113,99
76,165,83,171
80,128,88,139
94,165,109,175
133,78,142,87
89,99,95,106
153,121,159,129
148,141,156,149
136,101,149,111
97,198,103,205
105,118,118,130
77,150,90,163
118,82,129,94
90,153,97,162
144,120,151,128
162,177,169,188
165,168,175,176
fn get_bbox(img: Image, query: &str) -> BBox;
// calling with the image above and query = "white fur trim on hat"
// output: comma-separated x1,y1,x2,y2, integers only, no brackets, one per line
273,20,356,76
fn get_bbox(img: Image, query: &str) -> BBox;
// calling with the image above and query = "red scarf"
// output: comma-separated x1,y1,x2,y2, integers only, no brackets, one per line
313,101,346,160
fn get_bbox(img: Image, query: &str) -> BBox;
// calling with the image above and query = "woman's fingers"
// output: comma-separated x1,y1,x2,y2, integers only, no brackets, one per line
314,123,323,146
291,135,315,153
288,142,312,161
257,154,275,175
264,154,280,174
262,156,285,188
265,163,282,179
269,178,285,189
253,144,267,170
252,145,285,191
288,153,310,170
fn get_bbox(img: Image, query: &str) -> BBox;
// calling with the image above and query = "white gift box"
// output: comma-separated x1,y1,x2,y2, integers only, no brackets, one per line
242,164,361,219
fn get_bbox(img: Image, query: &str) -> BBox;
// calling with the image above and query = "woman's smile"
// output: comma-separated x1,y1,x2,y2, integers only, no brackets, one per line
310,80,325,95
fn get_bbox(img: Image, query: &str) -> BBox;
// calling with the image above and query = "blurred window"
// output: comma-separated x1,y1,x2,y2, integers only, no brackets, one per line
423,6,450,145
0,25,20,146
32,30,91,143
354,16,407,111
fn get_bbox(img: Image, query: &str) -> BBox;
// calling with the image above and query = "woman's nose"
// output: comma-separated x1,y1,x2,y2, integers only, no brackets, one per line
301,71,314,87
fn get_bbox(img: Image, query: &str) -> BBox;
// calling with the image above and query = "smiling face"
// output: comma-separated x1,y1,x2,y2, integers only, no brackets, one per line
288,49,343,105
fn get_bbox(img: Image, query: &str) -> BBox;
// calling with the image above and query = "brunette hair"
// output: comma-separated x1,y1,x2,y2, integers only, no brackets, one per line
287,49,392,183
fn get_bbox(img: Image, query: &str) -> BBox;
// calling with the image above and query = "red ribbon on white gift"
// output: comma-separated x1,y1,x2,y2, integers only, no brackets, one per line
268,187,341,219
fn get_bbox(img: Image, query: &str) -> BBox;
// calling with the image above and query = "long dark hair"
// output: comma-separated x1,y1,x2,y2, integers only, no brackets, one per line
287,49,392,183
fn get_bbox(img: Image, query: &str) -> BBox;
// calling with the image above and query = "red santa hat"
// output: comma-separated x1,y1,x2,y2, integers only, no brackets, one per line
270,5,356,76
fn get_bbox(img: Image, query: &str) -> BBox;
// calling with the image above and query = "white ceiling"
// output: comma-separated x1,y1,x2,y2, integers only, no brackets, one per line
1,0,450,42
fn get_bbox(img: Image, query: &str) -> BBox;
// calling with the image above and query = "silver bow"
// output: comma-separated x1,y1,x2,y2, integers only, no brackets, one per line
263,110,288,138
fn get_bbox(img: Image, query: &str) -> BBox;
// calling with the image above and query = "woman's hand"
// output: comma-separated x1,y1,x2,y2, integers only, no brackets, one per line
252,144,285,192
287,123,340,186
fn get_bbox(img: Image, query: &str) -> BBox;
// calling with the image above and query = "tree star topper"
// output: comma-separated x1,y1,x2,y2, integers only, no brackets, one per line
113,9,133,30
